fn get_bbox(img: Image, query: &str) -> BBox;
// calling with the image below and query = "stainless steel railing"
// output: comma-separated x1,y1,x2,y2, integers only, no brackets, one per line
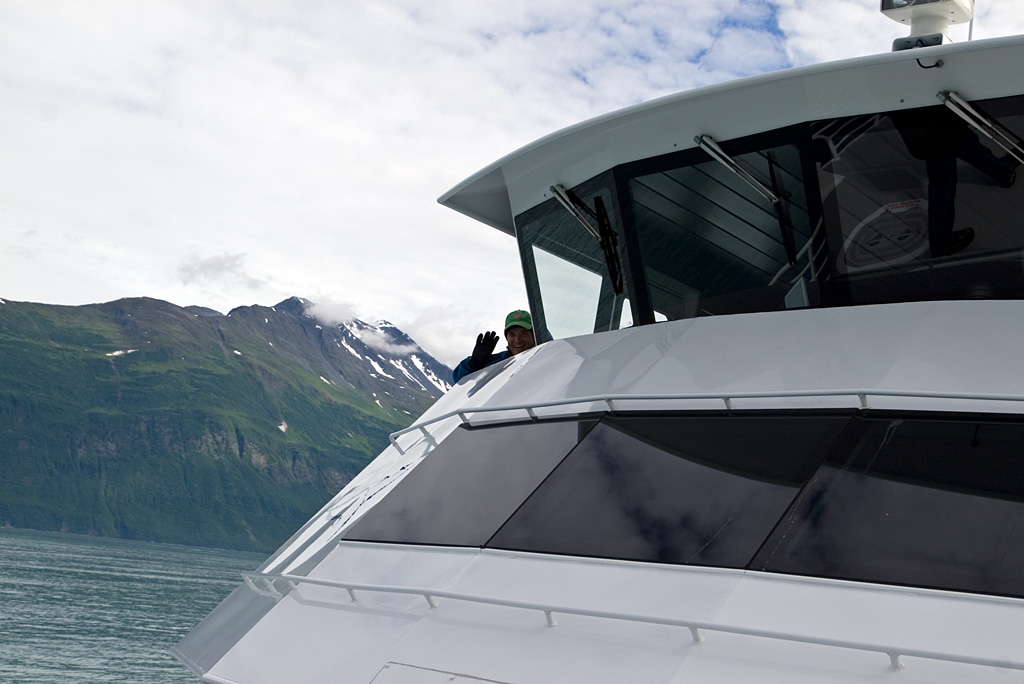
389,388,1024,454
242,570,1024,674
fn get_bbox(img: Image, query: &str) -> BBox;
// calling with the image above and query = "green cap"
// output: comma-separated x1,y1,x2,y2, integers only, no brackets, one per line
504,309,533,332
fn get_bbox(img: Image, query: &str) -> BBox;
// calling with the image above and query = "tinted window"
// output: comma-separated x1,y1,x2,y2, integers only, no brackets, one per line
487,414,848,566
629,142,814,319
755,417,1024,597
813,99,1024,306
346,410,1024,598
515,97,1024,336
343,420,594,547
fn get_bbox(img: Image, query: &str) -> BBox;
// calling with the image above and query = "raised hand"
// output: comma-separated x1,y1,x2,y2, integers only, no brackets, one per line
469,331,499,370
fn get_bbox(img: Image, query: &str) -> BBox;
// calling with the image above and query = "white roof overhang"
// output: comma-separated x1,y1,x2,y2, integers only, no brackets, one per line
439,34,1024,235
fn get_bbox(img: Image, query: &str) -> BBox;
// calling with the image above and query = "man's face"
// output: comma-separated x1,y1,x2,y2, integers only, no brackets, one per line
505,326,536,356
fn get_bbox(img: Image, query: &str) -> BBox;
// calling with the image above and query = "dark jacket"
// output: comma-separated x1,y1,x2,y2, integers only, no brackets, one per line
451,350,512,384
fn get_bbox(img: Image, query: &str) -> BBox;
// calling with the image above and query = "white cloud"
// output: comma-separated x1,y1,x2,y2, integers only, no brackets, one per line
402,304,511,368
355,329,419,358
2,0,1024,364
699,26,788,76
306,298,358,328
178,253,266,290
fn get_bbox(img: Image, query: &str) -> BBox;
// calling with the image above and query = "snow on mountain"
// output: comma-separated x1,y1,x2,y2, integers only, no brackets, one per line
336,315,452,397
209,297,452,416
277,298,453,400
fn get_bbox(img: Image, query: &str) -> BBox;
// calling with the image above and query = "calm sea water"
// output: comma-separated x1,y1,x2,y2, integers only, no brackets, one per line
0,527,264,684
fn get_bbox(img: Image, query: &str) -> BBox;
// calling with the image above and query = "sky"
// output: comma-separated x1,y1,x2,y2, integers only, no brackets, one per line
4,1,1024,366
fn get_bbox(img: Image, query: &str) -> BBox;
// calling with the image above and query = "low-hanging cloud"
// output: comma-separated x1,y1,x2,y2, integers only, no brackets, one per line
307,298,419,355
307,298,358,327
355,328,420,357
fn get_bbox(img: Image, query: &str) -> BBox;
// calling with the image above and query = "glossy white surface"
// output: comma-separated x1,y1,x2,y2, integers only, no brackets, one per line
188,299,1024,684
262,299,1024,587
206,543,1024,684
425,299,1024,426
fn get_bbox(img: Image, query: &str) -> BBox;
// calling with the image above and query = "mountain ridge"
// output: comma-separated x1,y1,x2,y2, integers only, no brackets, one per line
0,295,451,551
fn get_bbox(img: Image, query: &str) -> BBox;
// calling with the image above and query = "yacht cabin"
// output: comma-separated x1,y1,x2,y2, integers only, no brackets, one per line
176,9,1024,684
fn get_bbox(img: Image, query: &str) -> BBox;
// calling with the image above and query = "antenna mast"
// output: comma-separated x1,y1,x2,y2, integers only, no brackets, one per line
881,0,976,51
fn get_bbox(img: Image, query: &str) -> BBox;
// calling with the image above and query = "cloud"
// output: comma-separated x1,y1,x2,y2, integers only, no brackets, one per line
178,253,266,289
306,298,358,327
354,328,420,357
402,307,480,368
4,0,1024,362
700,26,788,76
307,298,422,358
773,0,899,65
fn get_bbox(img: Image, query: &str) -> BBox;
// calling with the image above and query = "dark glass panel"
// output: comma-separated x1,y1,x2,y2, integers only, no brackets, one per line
812,97,1024,306
488,414,849,566
628,142,814,319
756,417,1024,598
343,419,595,547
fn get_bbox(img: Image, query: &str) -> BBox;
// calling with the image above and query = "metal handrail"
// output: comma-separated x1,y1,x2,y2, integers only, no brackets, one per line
389,388,1024,454
242,571,1024,674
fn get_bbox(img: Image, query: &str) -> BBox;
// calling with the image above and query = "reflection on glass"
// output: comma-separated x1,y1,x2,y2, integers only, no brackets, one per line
343,420,593,547
488,414,844,566
514,97,1024,333
813,99,1024,305
344,407,1024,599
629,143,813,319
756,418,1024,597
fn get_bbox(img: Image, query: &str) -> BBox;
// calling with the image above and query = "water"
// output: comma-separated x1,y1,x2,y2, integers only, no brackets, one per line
0,527,264,683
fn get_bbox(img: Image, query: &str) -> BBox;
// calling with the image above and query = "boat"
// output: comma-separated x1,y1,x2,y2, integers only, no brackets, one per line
174,1,1024,682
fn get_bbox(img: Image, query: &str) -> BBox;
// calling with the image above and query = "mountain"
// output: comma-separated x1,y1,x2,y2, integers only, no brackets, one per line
0,296,451,551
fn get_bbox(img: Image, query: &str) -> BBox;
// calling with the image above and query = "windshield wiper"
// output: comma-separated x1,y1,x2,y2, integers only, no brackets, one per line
939,90,1024,165
765,150,797,265
696,135,798,265
550,184,624,295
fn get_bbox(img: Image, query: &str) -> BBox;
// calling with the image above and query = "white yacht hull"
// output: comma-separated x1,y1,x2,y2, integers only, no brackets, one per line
177,301,1024,683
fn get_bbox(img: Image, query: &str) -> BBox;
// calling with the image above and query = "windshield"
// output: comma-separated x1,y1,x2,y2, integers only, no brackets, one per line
815,100,1024,304
515,94,1024,340
516,171,633,342
629,139,813,318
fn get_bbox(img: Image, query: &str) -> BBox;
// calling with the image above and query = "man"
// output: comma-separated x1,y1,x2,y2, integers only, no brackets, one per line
892,106,1017,257
452,310,536,383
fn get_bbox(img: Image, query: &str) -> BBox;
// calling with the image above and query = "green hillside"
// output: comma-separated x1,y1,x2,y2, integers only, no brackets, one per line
0,297,438,552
